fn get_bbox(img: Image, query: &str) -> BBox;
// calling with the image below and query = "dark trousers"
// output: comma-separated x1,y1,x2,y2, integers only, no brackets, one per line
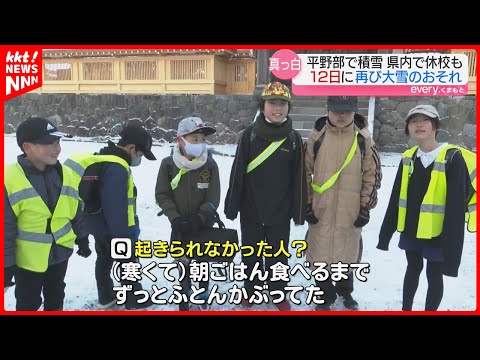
178,262,210,311
316,275,354,305
403,251,443,311
94,235,143,307
240,220,291,298
14,260,69,311
171,230,209,311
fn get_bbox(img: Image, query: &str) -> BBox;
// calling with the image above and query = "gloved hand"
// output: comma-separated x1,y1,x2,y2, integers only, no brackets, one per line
187,214,203,235
354,208,370,228
224,210,237,221
4,266,15,289
132,223,141,242
376,235,389,251
376,243,389,251
133,215,141,241
305,204,319,225
171,216,192,234
75,236,92,258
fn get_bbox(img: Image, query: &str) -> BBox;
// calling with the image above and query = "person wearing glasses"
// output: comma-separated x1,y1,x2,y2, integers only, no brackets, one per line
377,104,475,311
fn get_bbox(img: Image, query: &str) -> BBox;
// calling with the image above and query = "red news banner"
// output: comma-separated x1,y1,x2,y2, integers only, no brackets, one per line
0,46,43,102
269,49,470,97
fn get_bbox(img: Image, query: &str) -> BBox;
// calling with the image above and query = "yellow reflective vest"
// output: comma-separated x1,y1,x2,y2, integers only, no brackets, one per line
397,145,476,239
64,152,135,226
4,163,79,272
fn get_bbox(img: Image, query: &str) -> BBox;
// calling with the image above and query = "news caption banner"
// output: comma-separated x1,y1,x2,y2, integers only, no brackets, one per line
269,49,469,96
109,238,370,309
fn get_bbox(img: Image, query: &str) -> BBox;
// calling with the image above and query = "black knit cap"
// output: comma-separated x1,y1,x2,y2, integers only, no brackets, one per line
16,117,72,149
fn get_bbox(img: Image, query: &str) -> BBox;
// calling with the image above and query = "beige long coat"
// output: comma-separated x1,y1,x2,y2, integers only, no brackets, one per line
305,115,381,267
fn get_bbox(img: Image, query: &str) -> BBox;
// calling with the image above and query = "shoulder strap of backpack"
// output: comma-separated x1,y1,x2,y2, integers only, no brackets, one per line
357,133,366,159
444,147,460,172
289,130,297,151
444,147,475,206
164,156,174,181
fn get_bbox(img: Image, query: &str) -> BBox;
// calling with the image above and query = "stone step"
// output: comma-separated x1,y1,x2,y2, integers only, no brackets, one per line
297,129,312,139
291,113,319,122
291,106,325,115
291,96,369,105
292,101,370,109
290,108,369,123
289,96,372,139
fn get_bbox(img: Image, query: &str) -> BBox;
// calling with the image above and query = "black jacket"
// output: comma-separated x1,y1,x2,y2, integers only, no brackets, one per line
224,114,306,226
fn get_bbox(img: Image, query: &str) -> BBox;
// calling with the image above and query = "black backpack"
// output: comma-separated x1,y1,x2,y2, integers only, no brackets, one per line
77,160,137,215
78,162,104,214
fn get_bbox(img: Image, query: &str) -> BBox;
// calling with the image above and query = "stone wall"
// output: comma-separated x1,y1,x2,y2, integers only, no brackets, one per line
374,96,476,152
4,93,260,145
4,93,477,153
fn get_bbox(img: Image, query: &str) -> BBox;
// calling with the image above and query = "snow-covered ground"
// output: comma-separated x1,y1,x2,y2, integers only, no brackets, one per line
3,135,477,312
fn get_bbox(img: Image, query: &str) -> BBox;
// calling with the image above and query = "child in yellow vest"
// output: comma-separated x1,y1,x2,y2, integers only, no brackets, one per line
4,117,90,311
377,104,472,311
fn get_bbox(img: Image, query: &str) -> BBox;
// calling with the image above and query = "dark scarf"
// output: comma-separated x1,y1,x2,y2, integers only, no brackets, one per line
254,113,293,142
98,140,131,165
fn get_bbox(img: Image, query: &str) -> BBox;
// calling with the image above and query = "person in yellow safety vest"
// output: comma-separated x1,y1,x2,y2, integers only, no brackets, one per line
4,117,90,311
224,82,307,311
64,124,157,310
377,104,474,311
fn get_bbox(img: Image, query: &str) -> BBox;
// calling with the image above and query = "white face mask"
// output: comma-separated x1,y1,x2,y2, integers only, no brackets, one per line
130,152,142,167
182,137,206,158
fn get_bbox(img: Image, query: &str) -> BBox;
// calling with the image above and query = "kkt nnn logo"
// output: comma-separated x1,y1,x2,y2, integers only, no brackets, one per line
4,50,41,97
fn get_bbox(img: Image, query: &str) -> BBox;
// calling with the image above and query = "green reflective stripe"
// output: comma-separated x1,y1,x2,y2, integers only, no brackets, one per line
312,131,358,194
399,199,407,208
470,169,476,184
63,158,85,177
468,204,476,212
61,185,79,201
247,137,287,173
432,161,446,172
6,162,80,272
420,204,446,213
17,221,73,243
9,184,78,205
171,169,188,190
65,152,136,226
53,222,73,239
17,221,73,244
8,188,39,206
402,157,411,165
17,230,53,243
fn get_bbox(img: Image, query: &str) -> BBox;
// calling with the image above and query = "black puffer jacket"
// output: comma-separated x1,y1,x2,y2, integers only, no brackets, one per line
224,114,306,226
